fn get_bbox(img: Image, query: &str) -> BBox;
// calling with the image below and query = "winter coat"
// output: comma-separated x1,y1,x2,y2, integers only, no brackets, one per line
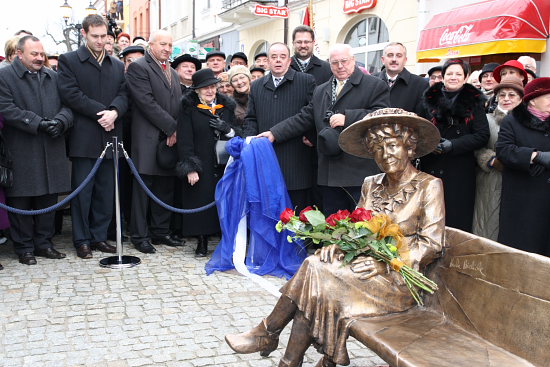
176,92,236,236
495,103,550,256
377,67,428,115
126,52,182,176
57,46,127,159
420,82,490,232
472,107,507,240
0,58,73,197
270,67,389,187
244,68,316,191
290,54,332,85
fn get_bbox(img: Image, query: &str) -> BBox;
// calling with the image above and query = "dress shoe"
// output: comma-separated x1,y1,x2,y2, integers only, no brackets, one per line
134,240,157,254
225,319,279,356
170,233,185,243
152,235,183,247
195,235,208,257
18,252,37,265
0,263,3,270
76,244,93,259
34,247,66,259
91,241,117,253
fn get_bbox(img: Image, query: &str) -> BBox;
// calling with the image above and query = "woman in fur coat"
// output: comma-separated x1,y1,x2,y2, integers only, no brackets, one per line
420,59,490,232
176,69,237,256
472,76,523,240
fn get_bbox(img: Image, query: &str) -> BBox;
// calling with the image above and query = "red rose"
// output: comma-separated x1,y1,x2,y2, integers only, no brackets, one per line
299,206,314,223
326,213,338,227
350,208,373,223
326,210,350,226
280,208,295,224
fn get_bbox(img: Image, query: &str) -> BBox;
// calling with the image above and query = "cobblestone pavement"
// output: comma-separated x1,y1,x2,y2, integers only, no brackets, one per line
0,219,386,367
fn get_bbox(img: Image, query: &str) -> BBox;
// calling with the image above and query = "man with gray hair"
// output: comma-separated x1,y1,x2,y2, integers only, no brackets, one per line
260,43,389,214
125,30,183,253
378,42,427,115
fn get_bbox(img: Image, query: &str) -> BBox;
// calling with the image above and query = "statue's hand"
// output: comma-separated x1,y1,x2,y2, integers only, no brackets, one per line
350,256,387,280
315,244,344,263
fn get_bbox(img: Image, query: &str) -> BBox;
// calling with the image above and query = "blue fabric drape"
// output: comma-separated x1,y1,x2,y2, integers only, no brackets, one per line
206,137,306,279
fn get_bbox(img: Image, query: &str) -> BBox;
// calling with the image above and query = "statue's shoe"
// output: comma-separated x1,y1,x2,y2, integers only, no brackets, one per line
225,319,279,357
315,355,336,367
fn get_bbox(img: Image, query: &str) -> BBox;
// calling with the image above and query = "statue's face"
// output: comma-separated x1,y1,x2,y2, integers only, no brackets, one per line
372,135,410,174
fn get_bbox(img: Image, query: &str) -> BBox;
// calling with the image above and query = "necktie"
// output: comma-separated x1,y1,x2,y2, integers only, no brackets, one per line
162,63,167,71
274,77,282,87
336,80,345,96
388,78,396,88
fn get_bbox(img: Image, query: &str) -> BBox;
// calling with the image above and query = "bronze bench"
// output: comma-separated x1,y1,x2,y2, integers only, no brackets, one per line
349,227,550,367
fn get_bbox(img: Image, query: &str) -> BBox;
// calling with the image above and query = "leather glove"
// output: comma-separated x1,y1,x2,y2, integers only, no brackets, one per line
209,117,231,135
533,151,550,169
38,119,54,132
45,119,64,138
435,138,453,154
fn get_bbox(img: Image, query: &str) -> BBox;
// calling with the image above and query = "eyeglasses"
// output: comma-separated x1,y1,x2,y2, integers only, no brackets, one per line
330,58,351,67
294,40,313,45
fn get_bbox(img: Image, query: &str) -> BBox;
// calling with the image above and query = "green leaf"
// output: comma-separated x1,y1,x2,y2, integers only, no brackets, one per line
287,235,293,243
309,232,333,241
305,210,326,227
275,221,283,233
331,227,348,239
343,252,356,264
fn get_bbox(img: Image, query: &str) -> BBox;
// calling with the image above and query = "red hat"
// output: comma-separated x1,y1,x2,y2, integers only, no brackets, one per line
523,77,550,104
117,32,131,41
493,60,528,85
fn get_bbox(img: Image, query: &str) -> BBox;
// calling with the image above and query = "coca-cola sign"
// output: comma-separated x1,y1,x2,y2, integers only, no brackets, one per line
439,24,474,46
343,0,377,14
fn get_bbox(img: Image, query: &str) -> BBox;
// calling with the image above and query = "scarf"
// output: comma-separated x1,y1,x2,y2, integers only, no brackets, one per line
86,44,106,65
197,98,223,115
528,104,550,121
292,56,309,73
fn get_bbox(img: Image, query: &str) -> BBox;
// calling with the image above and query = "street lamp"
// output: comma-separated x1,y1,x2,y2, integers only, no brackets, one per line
85,1,97,16
60,0,72,25
59,0,96,49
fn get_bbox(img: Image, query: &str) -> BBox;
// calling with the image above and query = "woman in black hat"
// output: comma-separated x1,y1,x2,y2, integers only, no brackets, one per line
176,68,238,256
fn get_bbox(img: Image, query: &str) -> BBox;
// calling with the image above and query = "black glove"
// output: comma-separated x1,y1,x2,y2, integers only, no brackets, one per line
209,117,231,135
45,119,64,138
436,138,453,154
38,119,53,132
533,151,550,169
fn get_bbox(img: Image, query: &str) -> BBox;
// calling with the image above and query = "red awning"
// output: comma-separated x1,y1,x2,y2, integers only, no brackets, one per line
417,0,550,62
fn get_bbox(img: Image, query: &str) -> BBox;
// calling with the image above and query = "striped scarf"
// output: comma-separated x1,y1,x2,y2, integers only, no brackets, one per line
148,50,172,86
86,44,106,65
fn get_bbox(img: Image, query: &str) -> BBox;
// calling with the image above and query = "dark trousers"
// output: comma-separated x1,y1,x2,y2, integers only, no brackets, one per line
288,189,312,213
130,174,175,243
71,157,114,247
7,194,57,255
320,186,362,214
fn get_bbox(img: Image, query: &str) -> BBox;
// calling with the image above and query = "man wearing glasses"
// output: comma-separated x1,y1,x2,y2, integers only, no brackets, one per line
259,44,389,214
290,25,331,85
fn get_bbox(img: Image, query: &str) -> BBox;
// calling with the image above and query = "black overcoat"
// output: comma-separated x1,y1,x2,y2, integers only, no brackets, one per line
495,103,550,256
377,67,428,115
420,82,490,232
290,54,332,85
176,92,236,236
0,58,72,197
57,46,127,159
126,52,182,176
270,67,389,187
244,68,316,191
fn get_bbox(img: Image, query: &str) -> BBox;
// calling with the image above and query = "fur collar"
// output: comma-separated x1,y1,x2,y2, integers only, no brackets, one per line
181,90,236,112
423,82,484,124
511,103,550,133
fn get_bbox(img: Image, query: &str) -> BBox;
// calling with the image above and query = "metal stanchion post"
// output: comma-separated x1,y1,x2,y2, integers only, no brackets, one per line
100,136,141,269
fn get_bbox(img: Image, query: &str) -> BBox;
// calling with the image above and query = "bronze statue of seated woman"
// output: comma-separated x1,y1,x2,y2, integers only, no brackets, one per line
225,108,445,367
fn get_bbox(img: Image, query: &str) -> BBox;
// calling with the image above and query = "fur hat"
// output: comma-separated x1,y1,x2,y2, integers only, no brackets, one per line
523,77,550,104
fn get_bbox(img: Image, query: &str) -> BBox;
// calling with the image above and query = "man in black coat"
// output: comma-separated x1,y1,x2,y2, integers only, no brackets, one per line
377,42,428,115
244,42,316,211
290,25,332,85
262,44,390,214
126,30,183,253
0,36,73,265
58,14,128,259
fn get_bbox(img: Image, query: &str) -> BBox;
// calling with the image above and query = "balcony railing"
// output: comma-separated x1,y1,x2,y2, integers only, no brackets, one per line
221,0,279,11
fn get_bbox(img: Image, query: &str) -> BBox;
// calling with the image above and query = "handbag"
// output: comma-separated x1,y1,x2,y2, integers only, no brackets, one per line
156,138,178,170
0,130,13,188
215,139,229,165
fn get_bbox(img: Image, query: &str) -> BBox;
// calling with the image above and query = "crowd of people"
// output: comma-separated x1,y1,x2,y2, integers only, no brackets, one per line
0,15,548,273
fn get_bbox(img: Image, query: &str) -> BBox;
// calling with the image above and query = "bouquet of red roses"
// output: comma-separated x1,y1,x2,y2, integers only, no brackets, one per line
276,207,438,305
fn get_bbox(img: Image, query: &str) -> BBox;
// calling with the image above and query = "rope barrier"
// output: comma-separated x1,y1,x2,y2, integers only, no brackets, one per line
0,143,112,216
120,143,217,214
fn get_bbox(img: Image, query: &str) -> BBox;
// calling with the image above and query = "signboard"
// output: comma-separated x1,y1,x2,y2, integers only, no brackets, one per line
253,4,289,18
343,0,377,14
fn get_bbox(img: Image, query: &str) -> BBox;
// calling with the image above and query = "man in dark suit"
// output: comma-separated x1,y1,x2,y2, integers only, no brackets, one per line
245,42,316,211
126,30,183,253
377,42,427,115
58,14,128,259
260,44,390,214
0,36,73,265
290,25,332,85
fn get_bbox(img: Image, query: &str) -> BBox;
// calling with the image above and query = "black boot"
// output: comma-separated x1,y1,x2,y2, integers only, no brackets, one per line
195,235,208,257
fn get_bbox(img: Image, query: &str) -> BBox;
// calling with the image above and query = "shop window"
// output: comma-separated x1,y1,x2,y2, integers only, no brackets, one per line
344,16,389,74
